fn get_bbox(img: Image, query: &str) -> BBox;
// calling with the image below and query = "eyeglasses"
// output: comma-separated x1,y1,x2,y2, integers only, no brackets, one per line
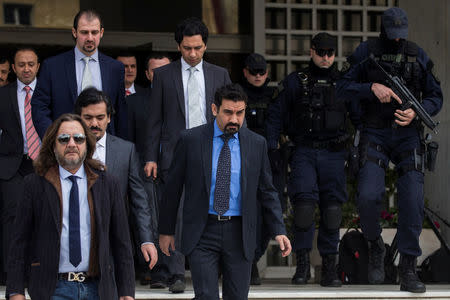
248,68,266,76
57,133,86,145
313,48,335,57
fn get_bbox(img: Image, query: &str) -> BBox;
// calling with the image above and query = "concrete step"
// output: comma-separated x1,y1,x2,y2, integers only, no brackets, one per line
3,282,450,300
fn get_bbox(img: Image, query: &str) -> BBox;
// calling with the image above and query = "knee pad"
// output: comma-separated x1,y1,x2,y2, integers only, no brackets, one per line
294,202,315,231
322,203,342,231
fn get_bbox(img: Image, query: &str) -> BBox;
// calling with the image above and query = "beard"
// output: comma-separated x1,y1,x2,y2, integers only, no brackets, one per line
55,147,87,171
224,122,240,135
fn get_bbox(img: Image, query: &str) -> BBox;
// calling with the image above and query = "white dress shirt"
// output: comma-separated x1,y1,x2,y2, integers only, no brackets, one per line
181,58,207,128
58,165,91,272
93,132,107,164
126,83,136,95
16,78,37,154
74,46,102,95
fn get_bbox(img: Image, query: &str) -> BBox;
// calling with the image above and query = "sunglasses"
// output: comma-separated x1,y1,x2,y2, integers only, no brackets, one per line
248,68,266,76
57,133,86,145
314,48,335,57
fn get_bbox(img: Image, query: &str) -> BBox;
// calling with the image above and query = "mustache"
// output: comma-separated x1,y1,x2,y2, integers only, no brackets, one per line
64,147,79,155
90,126,102,131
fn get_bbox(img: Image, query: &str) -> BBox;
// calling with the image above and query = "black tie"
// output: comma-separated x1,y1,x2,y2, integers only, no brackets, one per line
214,134,232,216
68,175,81,267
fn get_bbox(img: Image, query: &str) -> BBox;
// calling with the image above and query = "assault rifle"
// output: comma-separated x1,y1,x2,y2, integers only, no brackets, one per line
369,54,439,133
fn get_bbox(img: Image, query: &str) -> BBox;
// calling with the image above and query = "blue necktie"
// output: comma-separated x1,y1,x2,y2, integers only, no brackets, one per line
214,134,232,215
68,175,81,267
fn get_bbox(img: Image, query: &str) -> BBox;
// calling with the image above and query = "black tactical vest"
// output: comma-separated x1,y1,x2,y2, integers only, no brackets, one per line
364,39,423,127
242,80,275,136
294,66,346,137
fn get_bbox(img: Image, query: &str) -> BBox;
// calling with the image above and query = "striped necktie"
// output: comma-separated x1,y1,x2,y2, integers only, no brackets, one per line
24,86,40,160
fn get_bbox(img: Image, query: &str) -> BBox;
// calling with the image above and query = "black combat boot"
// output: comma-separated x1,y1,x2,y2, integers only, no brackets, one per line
291,249,311,284
367,236,386,284
320,254,342,287
399,254,426,293
250,262,261,285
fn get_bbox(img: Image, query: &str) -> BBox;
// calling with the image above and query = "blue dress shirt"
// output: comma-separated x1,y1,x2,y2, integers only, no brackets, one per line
209,120,241,216
58,165,91,272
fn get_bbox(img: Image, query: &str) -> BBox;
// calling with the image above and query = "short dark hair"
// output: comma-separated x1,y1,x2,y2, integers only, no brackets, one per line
214,83,248,108
144,52,171,70
73,9,103,30
0,57,9,65
174,17,208,45
13,47,39,63
74,88,114,117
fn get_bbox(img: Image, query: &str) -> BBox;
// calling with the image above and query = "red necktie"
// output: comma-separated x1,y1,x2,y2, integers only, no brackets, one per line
24,86,40,160
125,89,131,96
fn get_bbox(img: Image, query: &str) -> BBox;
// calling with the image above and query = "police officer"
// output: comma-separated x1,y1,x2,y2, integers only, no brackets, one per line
267,32,354,287
337,7,443,293
241,53,288,285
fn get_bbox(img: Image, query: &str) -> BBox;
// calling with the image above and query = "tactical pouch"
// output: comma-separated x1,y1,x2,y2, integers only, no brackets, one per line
426,141,439,172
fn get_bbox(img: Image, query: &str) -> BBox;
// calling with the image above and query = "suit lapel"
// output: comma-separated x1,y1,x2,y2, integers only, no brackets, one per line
203,61,213,122
238,128,249,207
202,123,214,197
99,52,110,97
173,60,185,118
9,82,21,128
65,50,78,103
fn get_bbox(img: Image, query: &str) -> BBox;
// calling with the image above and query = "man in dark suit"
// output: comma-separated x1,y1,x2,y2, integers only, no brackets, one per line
117,53,147,97
6,114,134,300
145,18,231,292
0,56,10,87
31,9,128,140
159,84,291,299
0,47,40,283
74,87,158,282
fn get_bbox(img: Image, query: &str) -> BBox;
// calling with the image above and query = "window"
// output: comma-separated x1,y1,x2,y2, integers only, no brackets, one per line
4,4,32,26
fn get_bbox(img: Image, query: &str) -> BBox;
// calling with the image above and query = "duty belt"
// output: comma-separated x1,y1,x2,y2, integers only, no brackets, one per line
297,135,349,151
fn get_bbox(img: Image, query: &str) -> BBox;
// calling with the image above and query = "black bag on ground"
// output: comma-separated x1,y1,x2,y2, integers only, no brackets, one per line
419,247,450,283
337,228,369,284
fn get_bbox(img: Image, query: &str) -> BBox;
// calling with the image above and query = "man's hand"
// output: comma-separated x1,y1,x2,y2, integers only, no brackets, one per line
141,243,158,269
119,296,134,300
144,162,158,178
394,108,417,126
275,235,292,257
10,295,26,300
371,83,402,104
159,234,175,256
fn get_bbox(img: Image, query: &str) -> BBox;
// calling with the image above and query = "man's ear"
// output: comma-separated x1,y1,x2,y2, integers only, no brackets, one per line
211,103,218,116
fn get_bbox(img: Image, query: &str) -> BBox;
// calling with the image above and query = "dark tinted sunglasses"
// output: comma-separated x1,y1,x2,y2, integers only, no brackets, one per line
314,48,335,57
57,133,86,145
248,68,266,76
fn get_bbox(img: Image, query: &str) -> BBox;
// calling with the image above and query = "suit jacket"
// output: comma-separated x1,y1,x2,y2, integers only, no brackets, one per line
147,59,231,179
158,123,287,261
133,83,148,96
6,165,135,300
31,49,128,140
126,87,151,163
105,134,153,243
0,82,25,180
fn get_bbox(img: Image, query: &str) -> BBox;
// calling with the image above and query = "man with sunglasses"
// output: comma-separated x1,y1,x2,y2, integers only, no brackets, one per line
6,113,135,300
337,7,442,293
240,53,288,285
267,32,358,287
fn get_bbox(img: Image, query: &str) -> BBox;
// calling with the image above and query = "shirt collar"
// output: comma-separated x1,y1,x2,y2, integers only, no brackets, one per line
59,163,86,181
213,119,239,140
96,132,107,148
127,83,136,94
181,57,203,72
17,78,37,92
74,46,99,62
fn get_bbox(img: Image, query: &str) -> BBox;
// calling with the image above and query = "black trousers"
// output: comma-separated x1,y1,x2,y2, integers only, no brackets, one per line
0,156,34,274
188,216,252,300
